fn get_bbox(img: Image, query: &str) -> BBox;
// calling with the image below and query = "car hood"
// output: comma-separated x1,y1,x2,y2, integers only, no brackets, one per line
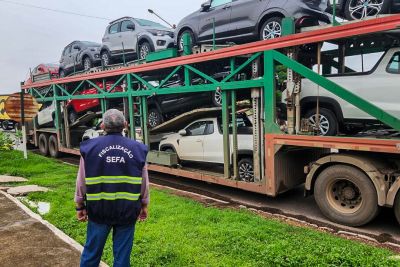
142,25,173,32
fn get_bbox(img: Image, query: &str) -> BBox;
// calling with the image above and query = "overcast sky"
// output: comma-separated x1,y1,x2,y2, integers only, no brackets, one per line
0,0,204,94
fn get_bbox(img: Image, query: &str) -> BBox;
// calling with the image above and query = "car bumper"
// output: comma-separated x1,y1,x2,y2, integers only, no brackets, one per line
153,36,175,51
295,7,332,27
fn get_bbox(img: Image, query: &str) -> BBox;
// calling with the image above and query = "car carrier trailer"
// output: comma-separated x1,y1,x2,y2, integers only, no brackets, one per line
21,15,400,227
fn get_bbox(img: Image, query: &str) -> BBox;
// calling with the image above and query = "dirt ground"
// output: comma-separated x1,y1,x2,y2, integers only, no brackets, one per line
0,193,81,267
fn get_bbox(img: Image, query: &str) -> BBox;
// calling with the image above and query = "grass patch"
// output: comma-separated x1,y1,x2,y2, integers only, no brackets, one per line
0,150,398,266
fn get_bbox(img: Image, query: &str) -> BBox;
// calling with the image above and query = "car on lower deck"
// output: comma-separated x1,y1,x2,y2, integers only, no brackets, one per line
159,114,254,182
100,17,174,65
174,0,331,50
284,47,400,136
66,81,124,124
328,0,400,21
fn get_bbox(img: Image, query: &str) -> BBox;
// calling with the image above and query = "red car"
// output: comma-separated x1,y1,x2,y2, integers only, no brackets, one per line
25,63,59,85
67,81,124,123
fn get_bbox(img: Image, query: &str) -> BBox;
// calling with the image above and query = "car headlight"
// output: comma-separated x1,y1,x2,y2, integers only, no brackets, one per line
148,29,173,38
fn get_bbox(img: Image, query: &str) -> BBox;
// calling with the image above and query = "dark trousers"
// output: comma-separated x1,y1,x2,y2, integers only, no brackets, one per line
80,220,135,267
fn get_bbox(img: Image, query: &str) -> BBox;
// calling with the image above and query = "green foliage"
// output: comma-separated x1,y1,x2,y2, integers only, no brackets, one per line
0,151,398,266
0,131,14,150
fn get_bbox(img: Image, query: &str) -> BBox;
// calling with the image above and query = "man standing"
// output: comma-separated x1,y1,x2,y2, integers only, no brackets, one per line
75,109,149,267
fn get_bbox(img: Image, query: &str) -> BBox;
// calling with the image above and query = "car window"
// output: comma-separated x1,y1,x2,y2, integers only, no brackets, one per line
211,0,232,8
109,23,120,34
121,20,134,32
204,121,214,135
63,45,71,56
136,19,167,29
387,52,400,74
185,121,208,136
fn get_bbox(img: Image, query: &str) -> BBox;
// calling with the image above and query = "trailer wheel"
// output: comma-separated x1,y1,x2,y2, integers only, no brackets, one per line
314,165,379,226
38,133,49,156
48,135,59,158
238,158,254,182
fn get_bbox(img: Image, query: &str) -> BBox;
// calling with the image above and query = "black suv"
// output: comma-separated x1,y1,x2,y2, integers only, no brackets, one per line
174,0,331,49
59,41,101,77
145,71,248,128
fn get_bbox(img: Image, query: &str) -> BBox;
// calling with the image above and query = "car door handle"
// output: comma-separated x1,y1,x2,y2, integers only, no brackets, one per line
223,5,231,9
118,35,122,38
196,140,202,142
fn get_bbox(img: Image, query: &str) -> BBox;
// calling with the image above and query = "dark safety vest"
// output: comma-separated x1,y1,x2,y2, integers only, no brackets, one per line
80,133,148,225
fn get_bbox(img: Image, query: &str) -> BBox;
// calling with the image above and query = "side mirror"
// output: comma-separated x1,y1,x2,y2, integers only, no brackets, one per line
178,129,187,136
73,45,81,50
127,24,135,30
201,0,211,11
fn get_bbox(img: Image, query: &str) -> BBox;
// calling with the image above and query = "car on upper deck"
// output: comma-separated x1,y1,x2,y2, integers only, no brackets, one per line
174,0,331,50
100,17,174,65
59,41,101,77
328,0,400,21
24,63,59,85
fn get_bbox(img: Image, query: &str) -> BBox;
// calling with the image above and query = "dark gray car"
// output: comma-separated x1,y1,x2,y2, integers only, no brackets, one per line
59,41,101,77
328,0,400,20
174,0,331,49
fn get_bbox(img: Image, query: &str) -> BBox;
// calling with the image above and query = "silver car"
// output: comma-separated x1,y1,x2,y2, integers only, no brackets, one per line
100,17,174,65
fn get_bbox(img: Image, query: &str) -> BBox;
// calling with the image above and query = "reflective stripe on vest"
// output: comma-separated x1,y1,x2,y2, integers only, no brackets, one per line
86,192,141,201
85,176,142,185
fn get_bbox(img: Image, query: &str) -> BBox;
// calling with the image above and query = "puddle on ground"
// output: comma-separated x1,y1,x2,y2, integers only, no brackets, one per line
17,197,50,215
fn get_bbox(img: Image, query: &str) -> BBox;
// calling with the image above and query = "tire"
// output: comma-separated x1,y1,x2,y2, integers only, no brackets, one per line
83,56,92,71
394,193,400,225
138,42,152,60
344,0,389,20
314,165,380,226
48,134,60,158
305,108,338,136
101,51,112,67
68,109,78,124
148,108,163,128
238,158,254,182
1,120,9,130
59,69,66,78
178,29,195,51
260,17,283,40
211,88,222,107
38,133,49,156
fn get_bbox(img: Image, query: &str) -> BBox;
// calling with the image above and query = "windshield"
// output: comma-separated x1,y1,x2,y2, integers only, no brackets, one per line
136,19,168,29
81,41,100,47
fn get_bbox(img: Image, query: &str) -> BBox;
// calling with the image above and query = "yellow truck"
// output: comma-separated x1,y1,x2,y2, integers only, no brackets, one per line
0,95,17,130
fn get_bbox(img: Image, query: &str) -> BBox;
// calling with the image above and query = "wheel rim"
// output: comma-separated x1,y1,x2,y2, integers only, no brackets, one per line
326,178,363,214
262,21,282,40
239,162,254,182
148,111,159,128
140,45,150,59
214,88,222,106
84,58,91,70
309,114,330,136
348,0,384,20
69,112,77,123
102,54,109,66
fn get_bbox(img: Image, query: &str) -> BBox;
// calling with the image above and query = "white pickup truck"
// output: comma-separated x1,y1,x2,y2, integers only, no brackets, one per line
284,47,400,136
159,114,254,182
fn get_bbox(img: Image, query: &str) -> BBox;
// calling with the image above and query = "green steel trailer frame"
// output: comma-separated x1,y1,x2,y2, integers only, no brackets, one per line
22,15,400,227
